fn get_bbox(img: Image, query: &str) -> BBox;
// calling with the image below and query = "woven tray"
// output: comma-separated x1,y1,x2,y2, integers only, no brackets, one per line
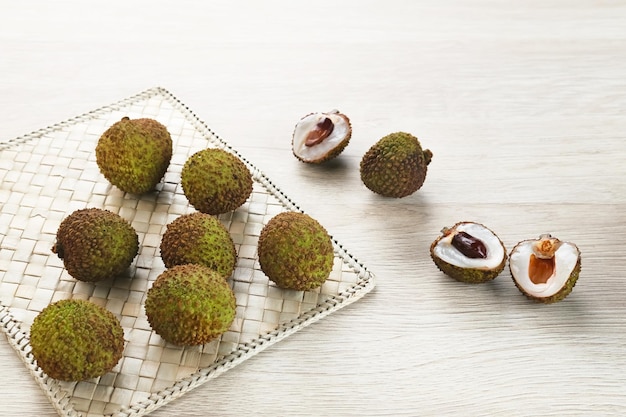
0,87,376,417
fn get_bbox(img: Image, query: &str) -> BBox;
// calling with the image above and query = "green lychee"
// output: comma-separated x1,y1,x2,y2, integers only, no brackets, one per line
159,212,237,278
258,211,334,291
96,117,172,194
144,264,236,346
360,132,432,198
29,299,125,381
51,208,139,282
181,148,253,215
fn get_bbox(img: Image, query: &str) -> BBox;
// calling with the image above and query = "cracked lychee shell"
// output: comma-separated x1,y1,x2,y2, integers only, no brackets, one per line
292,110,351,163
430,221,507,283
509,234,581,303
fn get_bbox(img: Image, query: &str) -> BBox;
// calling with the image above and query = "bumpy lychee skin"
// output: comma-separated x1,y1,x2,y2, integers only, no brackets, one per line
96,117,172,194
258,211,334,291
160,212,237,278
145,264,237,346
360,132,433,198
29,299,125,381
181,148,253,215
52,208,139,282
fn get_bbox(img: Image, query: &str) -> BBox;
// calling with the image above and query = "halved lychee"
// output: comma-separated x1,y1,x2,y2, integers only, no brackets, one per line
292,110,351,163
509,234,581,303
430,221,507,283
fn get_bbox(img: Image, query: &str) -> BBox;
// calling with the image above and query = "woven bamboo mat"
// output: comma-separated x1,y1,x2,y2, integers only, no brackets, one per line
0,87,376,417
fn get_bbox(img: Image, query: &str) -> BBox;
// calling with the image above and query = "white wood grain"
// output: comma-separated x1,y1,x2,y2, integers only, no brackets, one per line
1,1,626,416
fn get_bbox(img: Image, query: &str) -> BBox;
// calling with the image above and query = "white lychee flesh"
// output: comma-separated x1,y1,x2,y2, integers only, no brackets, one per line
509,237,580,299
292,110,350,162
431,222,505,270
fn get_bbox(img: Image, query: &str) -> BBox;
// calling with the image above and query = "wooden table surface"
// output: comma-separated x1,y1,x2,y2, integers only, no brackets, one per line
2,1,626,416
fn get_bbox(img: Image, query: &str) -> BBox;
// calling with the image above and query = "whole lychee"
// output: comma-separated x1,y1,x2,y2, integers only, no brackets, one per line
258,211,334,291
96,117,172,194
360,132,432,198
145,264,236,346
29,299,125,381
52,208,139,282
160,212,237,278
181,148,253,215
